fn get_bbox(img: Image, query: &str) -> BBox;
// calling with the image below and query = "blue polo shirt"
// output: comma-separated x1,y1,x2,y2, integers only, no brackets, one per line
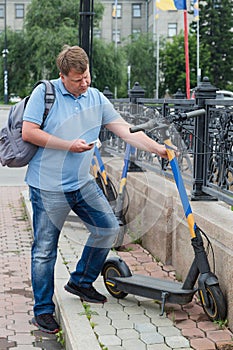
23,78,120,191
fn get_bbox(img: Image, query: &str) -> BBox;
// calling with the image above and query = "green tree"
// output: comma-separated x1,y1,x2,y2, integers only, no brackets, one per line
24,0,82,82
0,29,31,98
92,39,127,97
198,0,233,89
124,33,157,98
24,0,104,83
159,32,211,96
0,0,107,99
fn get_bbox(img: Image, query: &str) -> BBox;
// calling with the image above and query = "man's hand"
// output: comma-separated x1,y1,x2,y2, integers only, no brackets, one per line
69,139,94,153
154,143,168,159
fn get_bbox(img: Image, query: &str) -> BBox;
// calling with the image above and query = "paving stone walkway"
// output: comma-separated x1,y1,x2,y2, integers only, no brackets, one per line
1,186,233,349
116,246,233,350
59,214,233,350
0,186,63,349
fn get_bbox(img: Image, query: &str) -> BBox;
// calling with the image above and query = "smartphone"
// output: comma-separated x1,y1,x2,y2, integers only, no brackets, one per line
88,139,99,146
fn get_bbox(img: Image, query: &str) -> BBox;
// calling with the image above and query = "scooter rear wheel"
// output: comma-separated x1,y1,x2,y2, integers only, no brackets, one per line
199,285,227,322
102,259,130,299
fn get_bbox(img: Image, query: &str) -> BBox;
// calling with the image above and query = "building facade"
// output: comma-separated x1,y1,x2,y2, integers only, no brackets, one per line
0,0,194,41
97,0,193,45
0,0,30,33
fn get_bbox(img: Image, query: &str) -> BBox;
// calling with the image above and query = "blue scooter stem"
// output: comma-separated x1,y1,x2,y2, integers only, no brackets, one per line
119,143,131,194
114,144,132,218
94,146,108,185
165,139,197,238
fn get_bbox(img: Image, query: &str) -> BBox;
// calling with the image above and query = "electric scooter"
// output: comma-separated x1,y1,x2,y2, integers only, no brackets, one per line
92,145,117,209
93,143,141,248
102,108,227,322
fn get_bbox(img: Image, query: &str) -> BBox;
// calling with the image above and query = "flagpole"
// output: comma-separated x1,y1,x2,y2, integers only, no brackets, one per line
196,18,200,85
183,9,190,99
114,14,117,98
154,0,159,99
194,0,200,86
114,0,118,98
156,27,160,99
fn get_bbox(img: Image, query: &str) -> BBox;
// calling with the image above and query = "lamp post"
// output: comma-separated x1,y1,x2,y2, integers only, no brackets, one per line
79,0,94,75
3,0,8,104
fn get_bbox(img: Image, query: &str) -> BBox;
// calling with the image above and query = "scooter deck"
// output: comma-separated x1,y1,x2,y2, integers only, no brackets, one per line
111,274,197,305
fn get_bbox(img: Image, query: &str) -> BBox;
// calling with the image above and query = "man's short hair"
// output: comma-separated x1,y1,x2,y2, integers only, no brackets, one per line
56,45,89,76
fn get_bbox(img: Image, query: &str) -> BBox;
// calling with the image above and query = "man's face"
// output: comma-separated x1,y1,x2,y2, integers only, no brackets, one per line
60,67,91,97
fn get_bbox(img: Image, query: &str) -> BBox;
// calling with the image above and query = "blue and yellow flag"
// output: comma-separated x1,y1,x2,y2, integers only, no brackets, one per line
193,0,199,20
112,0,117,18
156,0,187,11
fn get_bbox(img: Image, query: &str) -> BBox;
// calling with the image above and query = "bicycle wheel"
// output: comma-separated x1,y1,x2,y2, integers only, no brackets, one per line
102,258,131,299
199,285,227,321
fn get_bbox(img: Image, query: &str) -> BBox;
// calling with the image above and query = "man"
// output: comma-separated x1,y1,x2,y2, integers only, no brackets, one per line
22,45,167,334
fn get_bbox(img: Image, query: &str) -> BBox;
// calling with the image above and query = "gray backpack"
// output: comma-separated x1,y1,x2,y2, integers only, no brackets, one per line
0,80,55,167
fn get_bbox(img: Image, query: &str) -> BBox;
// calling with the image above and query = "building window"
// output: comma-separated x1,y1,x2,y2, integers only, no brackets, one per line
112,29,121,43
15,4,24,19
112,3,122,18
168,23,177,37
0,5,4,18
132,4,141,18
132,28,141,39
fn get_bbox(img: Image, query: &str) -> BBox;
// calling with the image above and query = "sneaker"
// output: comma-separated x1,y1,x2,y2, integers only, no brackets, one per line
31,313,60,334
64,281,107,303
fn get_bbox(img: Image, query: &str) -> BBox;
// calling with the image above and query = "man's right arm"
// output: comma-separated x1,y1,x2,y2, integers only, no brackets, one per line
22,121,94,153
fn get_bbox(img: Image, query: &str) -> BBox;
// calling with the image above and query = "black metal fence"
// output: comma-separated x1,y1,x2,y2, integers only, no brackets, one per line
101,77,233,206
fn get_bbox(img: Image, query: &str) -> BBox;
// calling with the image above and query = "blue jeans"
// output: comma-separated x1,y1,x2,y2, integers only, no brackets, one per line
29,180,119,316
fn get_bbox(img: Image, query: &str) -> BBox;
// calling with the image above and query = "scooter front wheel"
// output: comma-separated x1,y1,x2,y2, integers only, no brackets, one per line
102,257,131,299
199,285,227,322
112,222,126,249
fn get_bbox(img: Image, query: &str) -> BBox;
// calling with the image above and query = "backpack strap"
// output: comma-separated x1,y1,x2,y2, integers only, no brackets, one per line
32,80,56,128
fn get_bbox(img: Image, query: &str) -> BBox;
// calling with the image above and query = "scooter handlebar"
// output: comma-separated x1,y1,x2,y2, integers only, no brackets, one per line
129,108,206,133
129,118,159,133
177,108,206,121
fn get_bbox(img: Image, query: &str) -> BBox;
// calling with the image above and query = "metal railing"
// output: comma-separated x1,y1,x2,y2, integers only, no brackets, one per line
203,100,233,204
101,78,233,206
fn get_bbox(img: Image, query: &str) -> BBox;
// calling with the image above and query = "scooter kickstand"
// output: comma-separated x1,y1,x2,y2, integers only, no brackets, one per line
160,291,169,316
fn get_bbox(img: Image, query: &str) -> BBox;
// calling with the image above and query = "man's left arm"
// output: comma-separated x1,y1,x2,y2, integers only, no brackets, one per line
105,117,168,159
